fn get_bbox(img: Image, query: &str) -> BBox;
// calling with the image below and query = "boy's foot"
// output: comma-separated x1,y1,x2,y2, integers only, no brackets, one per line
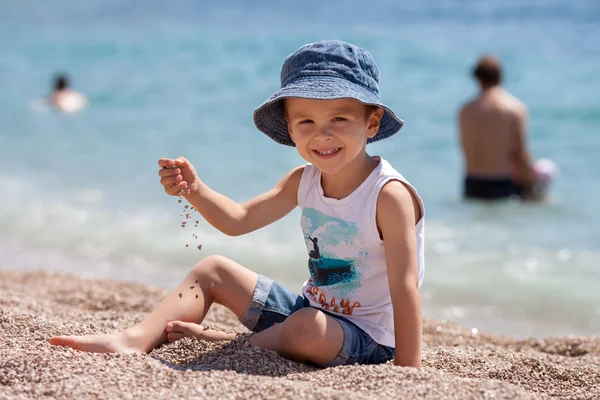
166,321,237,343
48,330,147,354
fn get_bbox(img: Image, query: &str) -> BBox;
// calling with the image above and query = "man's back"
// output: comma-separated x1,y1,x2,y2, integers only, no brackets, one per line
459,88,527,178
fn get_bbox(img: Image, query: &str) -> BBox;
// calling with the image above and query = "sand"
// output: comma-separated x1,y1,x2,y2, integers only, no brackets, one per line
1,270,598,399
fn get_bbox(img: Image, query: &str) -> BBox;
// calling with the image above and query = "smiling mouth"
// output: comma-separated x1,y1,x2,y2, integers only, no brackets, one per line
314,148,342,156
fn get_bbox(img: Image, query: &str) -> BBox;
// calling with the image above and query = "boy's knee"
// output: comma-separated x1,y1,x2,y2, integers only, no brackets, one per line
280,308,327,351
191,255,233,277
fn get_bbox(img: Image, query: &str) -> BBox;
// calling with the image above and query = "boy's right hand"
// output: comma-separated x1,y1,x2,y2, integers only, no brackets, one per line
158,157,201,196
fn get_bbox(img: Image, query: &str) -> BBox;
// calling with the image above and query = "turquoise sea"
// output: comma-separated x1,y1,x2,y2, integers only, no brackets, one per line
1,0,599,338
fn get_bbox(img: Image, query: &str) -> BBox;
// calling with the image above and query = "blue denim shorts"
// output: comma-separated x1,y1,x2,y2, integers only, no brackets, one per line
239,275,395,368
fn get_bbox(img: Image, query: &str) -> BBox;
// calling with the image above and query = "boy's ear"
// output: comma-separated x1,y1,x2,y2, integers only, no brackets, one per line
366,108,384,138
287,121,297,144
284,99,297,144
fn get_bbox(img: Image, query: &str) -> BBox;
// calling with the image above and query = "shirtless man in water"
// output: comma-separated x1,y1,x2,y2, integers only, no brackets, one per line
48,73,87,113
458,56,535,200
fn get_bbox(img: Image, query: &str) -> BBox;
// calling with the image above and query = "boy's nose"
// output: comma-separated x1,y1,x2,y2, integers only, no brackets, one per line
314,127,334,140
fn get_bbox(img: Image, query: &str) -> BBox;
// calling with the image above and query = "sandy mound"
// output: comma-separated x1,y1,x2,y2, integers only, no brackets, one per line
1,270,598,399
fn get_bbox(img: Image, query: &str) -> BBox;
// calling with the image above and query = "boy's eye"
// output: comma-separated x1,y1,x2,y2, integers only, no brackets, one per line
333,117,347,122
299,119,313,124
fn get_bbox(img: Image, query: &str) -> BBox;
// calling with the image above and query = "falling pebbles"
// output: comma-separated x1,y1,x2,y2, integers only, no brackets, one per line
163,164,202,251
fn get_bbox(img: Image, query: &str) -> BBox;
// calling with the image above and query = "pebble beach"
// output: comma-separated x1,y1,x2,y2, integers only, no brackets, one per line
1,270,598,400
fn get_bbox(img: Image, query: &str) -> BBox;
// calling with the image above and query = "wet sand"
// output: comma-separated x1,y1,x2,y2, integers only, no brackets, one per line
1,270,598,399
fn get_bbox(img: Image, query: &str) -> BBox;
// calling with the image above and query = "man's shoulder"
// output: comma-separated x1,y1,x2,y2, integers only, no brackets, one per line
501,91,527,115
459,97,478,113
459,100,478,121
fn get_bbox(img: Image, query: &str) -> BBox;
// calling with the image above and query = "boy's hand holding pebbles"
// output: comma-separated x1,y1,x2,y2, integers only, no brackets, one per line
158,157,200,196
158,157,203,250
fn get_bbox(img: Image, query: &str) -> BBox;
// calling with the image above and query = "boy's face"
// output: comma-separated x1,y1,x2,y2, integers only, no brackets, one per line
285,98,383,175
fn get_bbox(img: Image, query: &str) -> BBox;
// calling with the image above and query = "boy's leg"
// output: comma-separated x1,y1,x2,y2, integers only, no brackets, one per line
250,307,345,366
49,255,258,353
159,274,346,366
254,309,393,367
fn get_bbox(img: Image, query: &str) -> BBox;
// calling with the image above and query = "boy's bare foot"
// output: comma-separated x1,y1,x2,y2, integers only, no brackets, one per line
48,330,148,354
165,321,236,343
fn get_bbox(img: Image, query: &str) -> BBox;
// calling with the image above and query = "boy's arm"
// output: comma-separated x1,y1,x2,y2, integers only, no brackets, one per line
376,180,422,368
184,162,304,236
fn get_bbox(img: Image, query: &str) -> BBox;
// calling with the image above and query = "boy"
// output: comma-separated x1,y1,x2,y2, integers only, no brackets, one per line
49,40,425,368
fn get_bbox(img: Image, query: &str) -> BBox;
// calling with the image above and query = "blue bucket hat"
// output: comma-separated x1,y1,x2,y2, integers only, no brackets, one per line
253,40,404,147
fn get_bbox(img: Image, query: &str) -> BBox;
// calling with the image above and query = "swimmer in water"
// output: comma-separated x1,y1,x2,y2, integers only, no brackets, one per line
48,73,87,113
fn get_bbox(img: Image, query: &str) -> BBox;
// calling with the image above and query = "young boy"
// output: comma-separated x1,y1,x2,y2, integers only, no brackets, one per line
49,40,425,368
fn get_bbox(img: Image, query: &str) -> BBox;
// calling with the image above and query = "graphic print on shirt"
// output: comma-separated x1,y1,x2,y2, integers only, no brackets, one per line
300,208,367,295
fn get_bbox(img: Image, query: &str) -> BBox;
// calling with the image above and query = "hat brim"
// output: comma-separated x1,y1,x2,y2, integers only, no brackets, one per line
253,76,404,147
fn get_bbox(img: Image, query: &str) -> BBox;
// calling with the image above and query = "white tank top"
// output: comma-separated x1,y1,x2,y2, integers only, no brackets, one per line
297,158,425,347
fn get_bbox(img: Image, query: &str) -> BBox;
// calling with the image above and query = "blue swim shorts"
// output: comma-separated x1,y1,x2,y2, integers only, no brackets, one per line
239,275,395,368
